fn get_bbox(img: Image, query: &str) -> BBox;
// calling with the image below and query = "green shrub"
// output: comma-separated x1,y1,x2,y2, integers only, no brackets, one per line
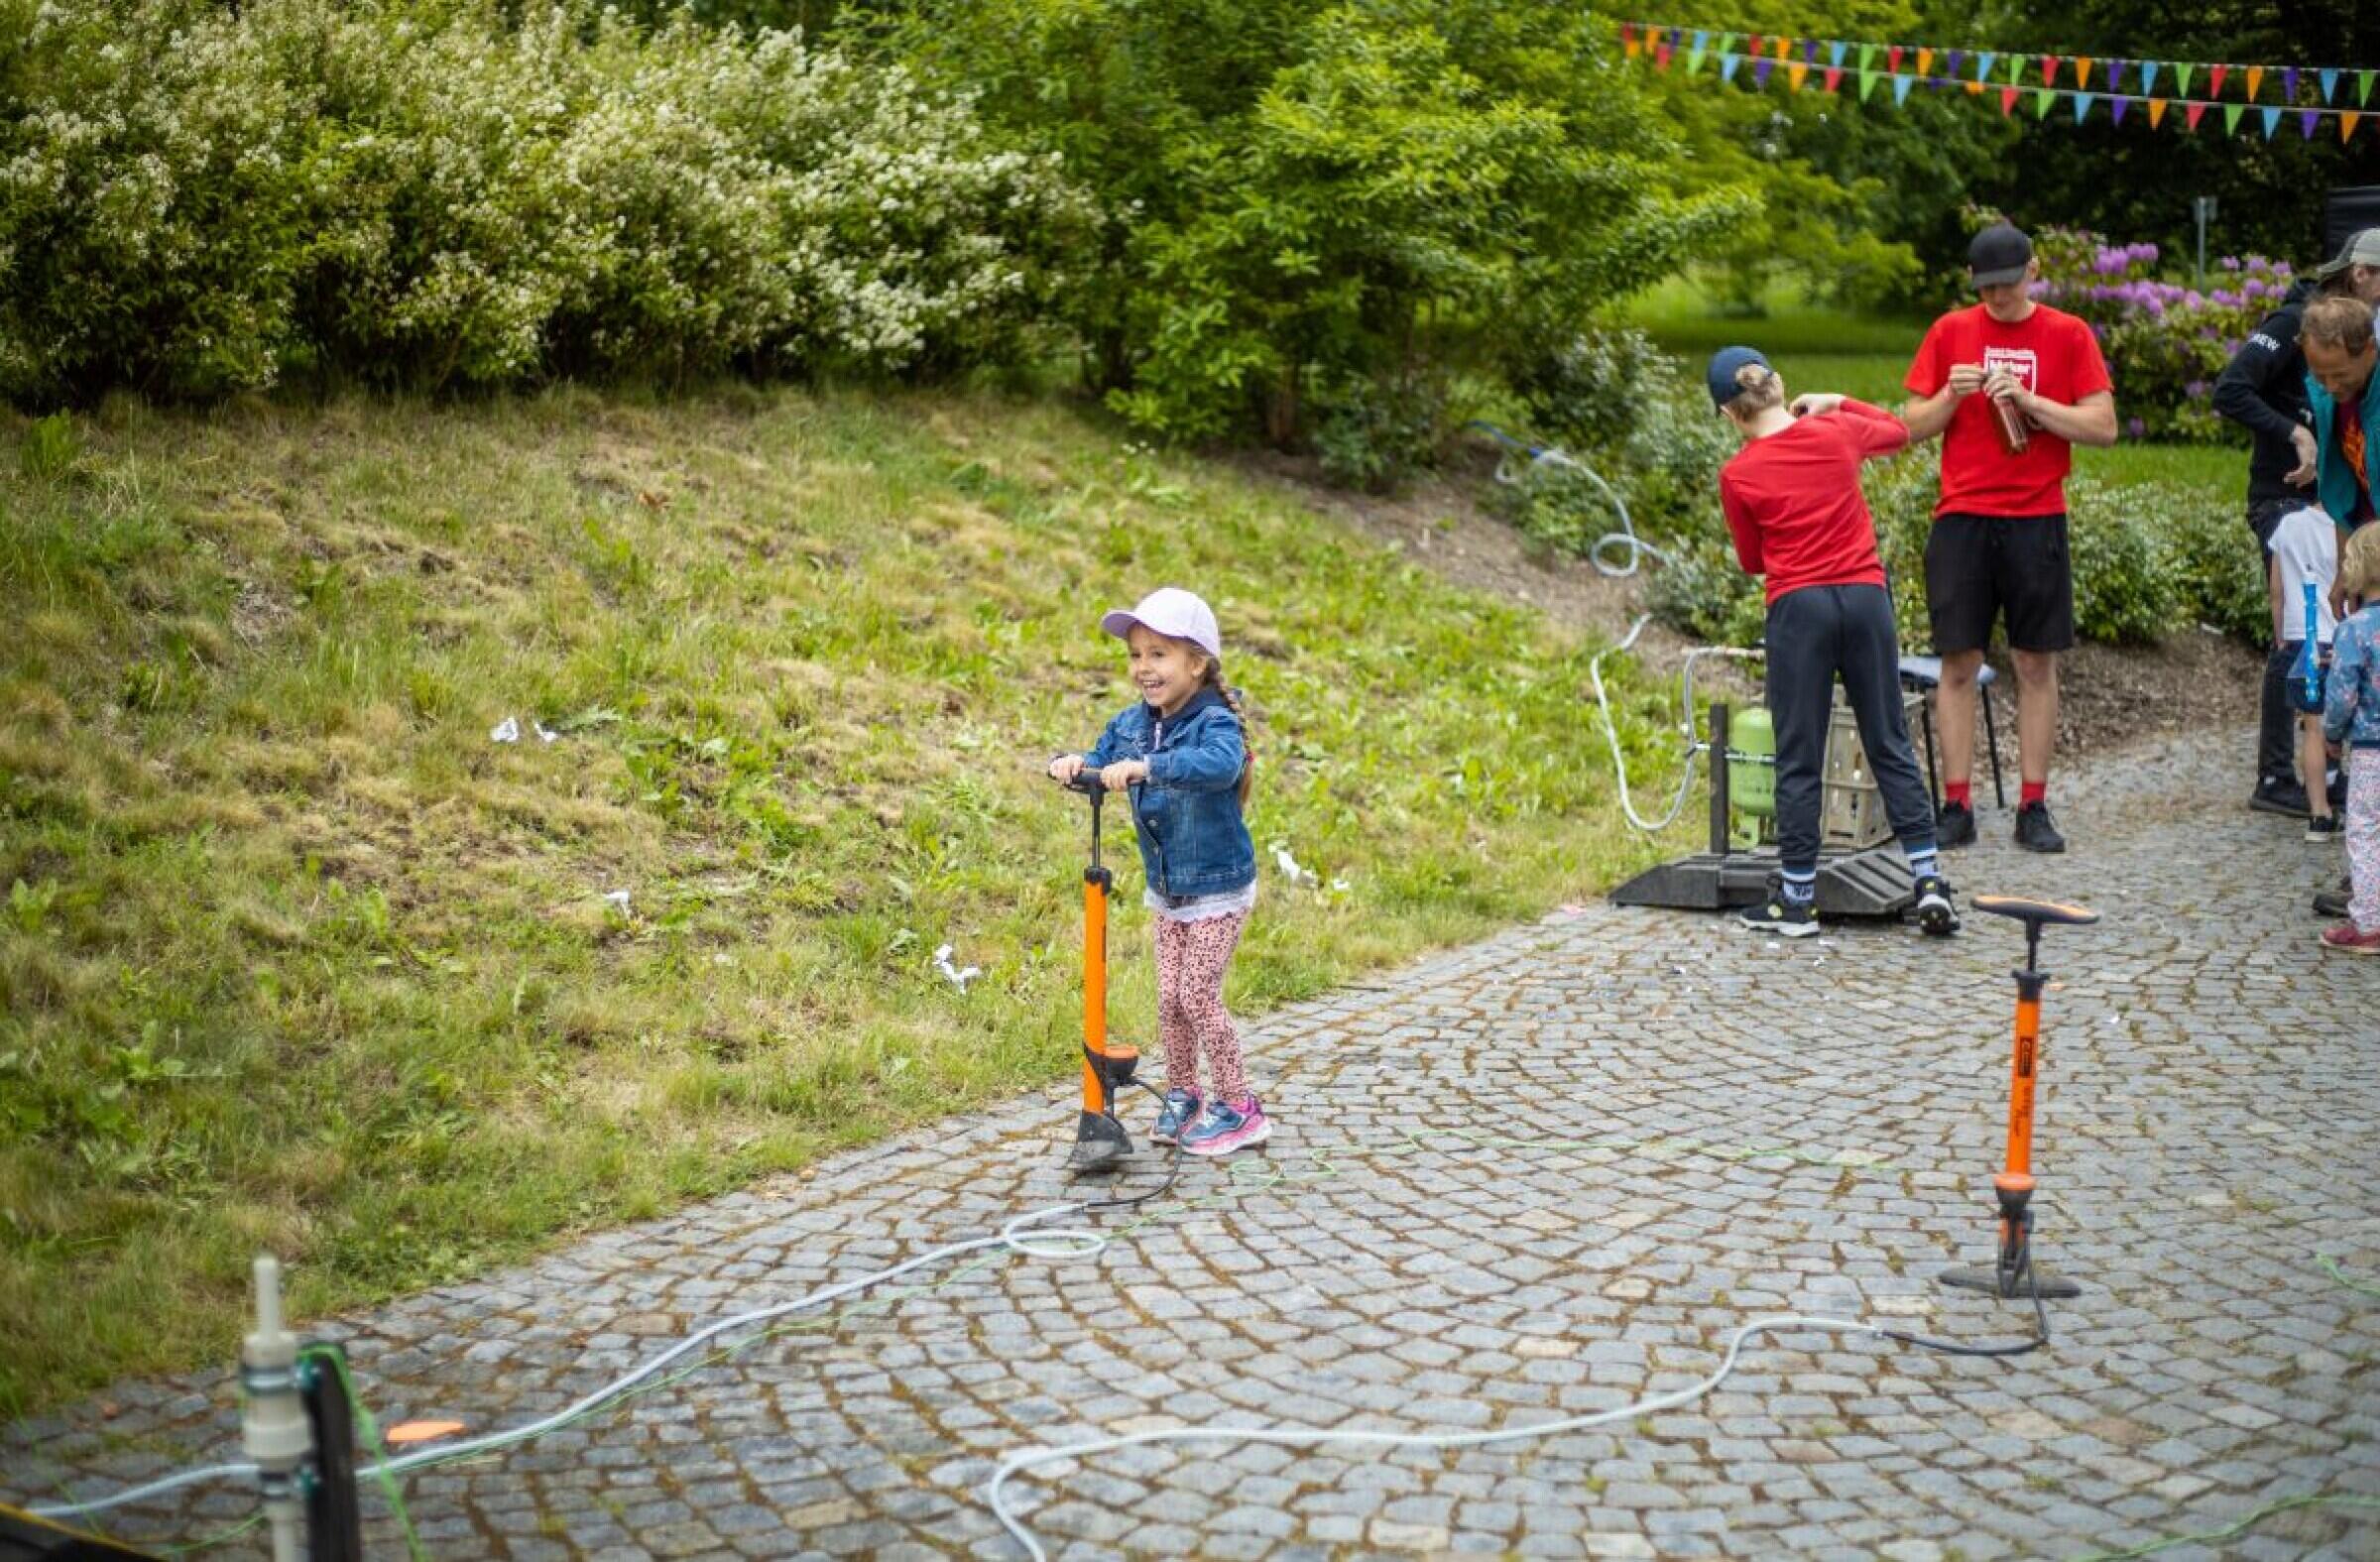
1308,369,1448,493
2067,485,2184,645
1510,325,1674,452
0,0,1094,402
893,0,1752,449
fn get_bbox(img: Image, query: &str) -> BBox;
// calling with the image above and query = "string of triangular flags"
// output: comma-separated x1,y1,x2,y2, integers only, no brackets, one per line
1619,20,2380,141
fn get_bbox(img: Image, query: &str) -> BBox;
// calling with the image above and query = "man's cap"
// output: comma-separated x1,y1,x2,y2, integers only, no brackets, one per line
1968,223,2034,288
1706,345,1773,409
1100,586,1222,660
2317,227,2380,281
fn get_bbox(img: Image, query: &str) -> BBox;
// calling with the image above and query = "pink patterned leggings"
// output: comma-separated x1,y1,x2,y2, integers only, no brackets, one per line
2349,750,2380,933
1154,912,1250,1102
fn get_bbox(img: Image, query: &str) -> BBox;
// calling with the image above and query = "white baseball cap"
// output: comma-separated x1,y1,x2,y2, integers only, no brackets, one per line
1100,587,1222,660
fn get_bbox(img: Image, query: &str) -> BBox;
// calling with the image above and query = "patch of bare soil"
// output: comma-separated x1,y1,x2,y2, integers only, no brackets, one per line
1243,448,2265,765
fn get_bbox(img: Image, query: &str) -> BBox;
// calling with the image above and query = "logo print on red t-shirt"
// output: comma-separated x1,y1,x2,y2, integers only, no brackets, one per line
1982,346,2038,393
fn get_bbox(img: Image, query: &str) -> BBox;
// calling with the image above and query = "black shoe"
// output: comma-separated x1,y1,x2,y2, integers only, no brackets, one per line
2330,770,2349,809
1935,801,1976,849
1912,874,1961,936
1738,891,1819,938
2249,778,2312,818
2014,800,2067,853
2316,889,2350,917
2307,813,2344,843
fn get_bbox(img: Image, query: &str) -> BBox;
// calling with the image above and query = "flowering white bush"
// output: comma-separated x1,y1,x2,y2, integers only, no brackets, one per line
0,0,1095,400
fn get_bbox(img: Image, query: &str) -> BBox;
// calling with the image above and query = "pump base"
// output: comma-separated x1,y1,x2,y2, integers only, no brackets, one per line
1939,1262,2082,1300
1068,1111,1131,1175
1609,844,1915,918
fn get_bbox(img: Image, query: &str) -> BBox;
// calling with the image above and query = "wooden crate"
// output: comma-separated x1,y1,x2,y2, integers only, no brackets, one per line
1820,692,1924,849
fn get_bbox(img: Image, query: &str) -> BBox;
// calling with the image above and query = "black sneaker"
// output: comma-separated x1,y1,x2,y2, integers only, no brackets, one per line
1935,801,1977,849
2014,800,2067,853
2307,813,2344,843
1738,891,1819,938
2249,777,2312,818
2316,888,2350,917
2330,770,2349,809
1912,874,1961,936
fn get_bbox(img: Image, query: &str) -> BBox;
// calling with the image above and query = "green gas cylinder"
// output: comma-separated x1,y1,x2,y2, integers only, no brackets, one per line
1728,705,1775,817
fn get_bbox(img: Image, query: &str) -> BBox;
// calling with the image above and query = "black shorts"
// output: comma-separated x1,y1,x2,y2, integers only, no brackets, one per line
1924,512,2074,655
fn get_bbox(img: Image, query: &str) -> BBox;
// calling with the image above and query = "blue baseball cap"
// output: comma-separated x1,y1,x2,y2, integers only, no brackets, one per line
1706,346,1772,409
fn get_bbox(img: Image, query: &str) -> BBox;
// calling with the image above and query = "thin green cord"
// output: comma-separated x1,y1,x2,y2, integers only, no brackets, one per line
301,1345,428,1562
2067,1492,2380,1561
156,1511,265,1556
2319,1252,2380,1299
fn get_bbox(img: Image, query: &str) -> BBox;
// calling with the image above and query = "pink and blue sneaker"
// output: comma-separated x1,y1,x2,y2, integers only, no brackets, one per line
1151,1088,1202,1145
1179,1095,1270,1156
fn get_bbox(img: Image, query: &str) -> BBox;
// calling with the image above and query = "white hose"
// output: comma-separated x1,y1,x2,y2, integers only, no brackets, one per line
985,1314,1886,1561
1589,614,1766,835
29,1203,1112,1521
1492,443,1667,578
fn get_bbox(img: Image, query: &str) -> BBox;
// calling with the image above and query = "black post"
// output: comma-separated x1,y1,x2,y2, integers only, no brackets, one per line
1709,701,1730,857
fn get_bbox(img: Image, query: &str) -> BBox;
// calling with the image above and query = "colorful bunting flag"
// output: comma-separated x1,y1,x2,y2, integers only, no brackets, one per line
2260,105,2280,138
1788,61,1808,91
2148,97,2169,129
2175,63,2196,96
2362,70,2375,107
1976,51,1997,82
2185,101,2208,131
2345,112,2362,142
1829,41,1846,68
1894,73,1916,106
2076,57,2093,88
2301,108,2319,138
2284,67,2300,102
1888,45,1903,73
2000,85,2019,116
2246,65,2264,101
2034,86,2056,118
2321,68,2338,102
1858,68,1879,99
2219,102,2242,133
1917,48,1934,76
2073,91,2095,122
2040,56,2059,86
2140,60,2159,94
1721,52,1741,83
1824,65,1843,93
2111,95,2130,125
1858,43,1874,72
2209,64,2228,98
1948,50,1964,76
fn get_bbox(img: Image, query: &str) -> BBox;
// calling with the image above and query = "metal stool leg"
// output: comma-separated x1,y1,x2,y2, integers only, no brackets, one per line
1918,691,1942,813
1981,682,2007,810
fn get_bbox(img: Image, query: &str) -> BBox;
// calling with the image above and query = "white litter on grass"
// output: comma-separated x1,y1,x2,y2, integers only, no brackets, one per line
934,944,982,993
602,890,632,915
534,721,559,744
1271,844,1318,888
490,716,521,743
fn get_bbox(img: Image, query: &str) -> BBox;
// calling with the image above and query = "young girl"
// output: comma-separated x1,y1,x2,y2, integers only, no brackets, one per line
1048,587,1268,1153
2320,524,2380,954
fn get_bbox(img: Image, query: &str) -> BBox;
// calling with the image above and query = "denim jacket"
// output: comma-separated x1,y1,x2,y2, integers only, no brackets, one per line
1082,688,1255,898
2323,603,2380,751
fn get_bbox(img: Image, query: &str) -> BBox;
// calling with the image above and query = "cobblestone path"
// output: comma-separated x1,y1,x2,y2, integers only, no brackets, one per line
7,732,2377,1559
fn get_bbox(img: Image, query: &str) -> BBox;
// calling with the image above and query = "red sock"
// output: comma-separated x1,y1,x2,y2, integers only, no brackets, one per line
1944,781,1971,808
2022,781,2047,806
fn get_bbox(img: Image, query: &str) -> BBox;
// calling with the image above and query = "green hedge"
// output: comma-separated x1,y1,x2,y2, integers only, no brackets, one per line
0,0,1093,403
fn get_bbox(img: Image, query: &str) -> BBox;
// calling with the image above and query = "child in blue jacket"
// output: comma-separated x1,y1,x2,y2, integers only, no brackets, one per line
2321,524,2380,953
1049,588,1268,1154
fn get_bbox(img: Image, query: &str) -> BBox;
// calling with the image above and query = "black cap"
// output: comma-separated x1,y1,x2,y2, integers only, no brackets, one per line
1968,223,2033,289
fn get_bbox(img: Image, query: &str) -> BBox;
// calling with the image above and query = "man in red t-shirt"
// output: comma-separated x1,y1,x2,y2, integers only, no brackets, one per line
1902,222,2118,854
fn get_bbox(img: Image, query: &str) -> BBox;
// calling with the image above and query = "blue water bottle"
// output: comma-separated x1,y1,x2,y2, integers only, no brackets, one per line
2291,582,2325,713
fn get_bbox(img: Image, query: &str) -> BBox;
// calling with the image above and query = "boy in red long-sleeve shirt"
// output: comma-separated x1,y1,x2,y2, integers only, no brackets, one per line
1712,346,1957,939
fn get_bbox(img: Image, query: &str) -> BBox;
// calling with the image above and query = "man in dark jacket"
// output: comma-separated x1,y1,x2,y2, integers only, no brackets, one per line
2214,228,2380,815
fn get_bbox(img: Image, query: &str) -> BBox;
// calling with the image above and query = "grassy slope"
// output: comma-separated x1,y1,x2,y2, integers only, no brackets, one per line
0,387,1696,1414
